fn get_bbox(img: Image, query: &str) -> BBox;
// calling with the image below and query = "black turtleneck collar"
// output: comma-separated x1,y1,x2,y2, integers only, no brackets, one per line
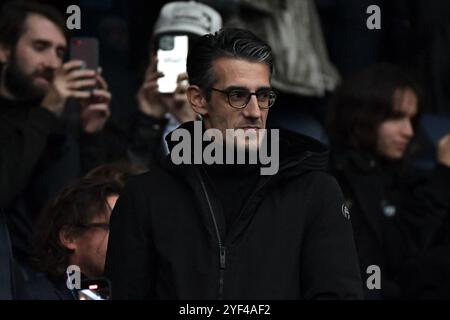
164,120,331,232
202,158,261,234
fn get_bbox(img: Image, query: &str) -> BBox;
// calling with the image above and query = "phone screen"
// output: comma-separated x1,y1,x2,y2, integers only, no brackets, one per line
70,37,99,71
156,35,189,94
78,278,111,300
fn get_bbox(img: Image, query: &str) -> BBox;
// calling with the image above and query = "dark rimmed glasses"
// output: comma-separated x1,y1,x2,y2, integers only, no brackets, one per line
210,87,277,109
77,223,109,231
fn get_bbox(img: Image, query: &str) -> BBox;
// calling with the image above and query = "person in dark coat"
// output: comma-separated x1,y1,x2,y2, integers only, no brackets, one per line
0,1,111,268
326,63,450,299
27,177,120,300
105,28,363,300
17,162,143,300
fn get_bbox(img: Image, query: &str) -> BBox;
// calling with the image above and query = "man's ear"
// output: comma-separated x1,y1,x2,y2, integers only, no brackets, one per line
59,227,77,251
187,85,208,116
0,43,11,64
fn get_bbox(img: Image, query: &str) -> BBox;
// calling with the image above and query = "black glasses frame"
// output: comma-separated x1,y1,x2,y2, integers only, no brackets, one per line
210,87,277,109
77,223,109,231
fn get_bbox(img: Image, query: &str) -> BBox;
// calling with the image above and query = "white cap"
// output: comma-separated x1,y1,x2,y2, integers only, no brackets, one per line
153,1,222,37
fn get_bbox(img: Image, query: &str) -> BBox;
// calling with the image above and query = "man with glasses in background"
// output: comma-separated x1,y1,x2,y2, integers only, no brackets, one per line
15,177,121,300
105,28,363,300
24,162,143,300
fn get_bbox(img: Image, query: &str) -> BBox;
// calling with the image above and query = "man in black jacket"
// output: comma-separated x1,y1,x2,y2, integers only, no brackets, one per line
105,28,363,299
0,1,111,268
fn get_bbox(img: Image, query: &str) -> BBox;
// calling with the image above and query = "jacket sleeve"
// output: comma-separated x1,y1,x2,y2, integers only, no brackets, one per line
301,173,364,299
127,112,168,167
0,107,59,207
104,176,156,299
92,111,168,168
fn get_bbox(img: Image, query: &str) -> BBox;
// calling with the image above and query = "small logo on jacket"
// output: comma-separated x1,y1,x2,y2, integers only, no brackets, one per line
341,204,350,220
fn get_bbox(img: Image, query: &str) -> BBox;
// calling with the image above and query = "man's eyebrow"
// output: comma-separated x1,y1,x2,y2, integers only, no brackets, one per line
223,86,248,91
32,39,52,46
224,85,272,91
256,86,272,91
33,39,67,51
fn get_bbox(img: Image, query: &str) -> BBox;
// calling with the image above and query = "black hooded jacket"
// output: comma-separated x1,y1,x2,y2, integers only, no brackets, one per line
330,147,450,299
105,121,363,299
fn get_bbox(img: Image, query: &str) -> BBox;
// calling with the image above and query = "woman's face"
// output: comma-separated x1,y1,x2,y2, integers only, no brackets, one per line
376,88,418,160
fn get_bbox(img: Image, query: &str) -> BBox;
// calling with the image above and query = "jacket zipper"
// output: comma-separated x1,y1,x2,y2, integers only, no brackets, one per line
198,172,226,300
195,153,311,299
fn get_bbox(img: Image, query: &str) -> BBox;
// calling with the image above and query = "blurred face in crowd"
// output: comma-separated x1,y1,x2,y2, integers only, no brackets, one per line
376,88,418,160
191,57,271,150
65,194,118,278
0,13,66,100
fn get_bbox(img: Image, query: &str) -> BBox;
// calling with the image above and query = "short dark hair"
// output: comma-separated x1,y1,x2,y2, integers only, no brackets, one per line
32,178,122,281
0,0,67,48
187,28,273,96
84,161,147,190
326,63,421,153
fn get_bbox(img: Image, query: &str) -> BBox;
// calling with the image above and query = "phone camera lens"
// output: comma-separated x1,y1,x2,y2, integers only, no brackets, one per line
159,35,174,51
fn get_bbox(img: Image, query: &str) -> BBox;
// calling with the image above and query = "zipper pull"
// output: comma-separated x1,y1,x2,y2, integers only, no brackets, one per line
220,246,226,270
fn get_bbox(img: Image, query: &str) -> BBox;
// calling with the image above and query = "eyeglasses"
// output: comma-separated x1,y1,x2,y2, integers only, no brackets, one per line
77,223,109,231
210,87,277,109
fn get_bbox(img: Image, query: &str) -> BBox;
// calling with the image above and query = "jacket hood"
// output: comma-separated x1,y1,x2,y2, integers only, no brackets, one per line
163,121,329,178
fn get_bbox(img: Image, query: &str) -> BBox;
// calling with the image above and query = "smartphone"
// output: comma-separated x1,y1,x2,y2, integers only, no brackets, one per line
78,277,111,300
156,35,189,94
70,37,99,71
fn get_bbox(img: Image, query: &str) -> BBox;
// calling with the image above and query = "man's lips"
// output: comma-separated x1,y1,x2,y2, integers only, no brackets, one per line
34,71,54,81
237,127,261,131
34,76,52,85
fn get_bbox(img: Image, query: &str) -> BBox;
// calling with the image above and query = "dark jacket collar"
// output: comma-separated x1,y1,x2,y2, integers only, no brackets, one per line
161,121,331,243
163,120,330,178
330,145,411,181
331,146,381,172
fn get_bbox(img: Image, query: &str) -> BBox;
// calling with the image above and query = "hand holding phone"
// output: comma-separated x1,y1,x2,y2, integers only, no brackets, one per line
137,59,168,118
78,278,111,300
41,61,96,116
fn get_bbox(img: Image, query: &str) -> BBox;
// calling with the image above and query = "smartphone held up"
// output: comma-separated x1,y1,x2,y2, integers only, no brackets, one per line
78,278,111,300
69,37,99,93
70,37,99,71
156,34,189,94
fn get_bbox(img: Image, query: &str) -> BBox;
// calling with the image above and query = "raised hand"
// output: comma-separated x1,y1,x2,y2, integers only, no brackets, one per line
136,57,169,118
41,60,96,116
437,133,450,168
79,70,111,134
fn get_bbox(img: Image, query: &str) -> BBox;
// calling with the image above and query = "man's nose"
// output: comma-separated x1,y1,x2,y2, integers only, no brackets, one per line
43,50,62,69
242,95,262,119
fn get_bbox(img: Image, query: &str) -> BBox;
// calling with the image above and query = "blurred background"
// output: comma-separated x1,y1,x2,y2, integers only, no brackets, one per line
34,1,449,166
